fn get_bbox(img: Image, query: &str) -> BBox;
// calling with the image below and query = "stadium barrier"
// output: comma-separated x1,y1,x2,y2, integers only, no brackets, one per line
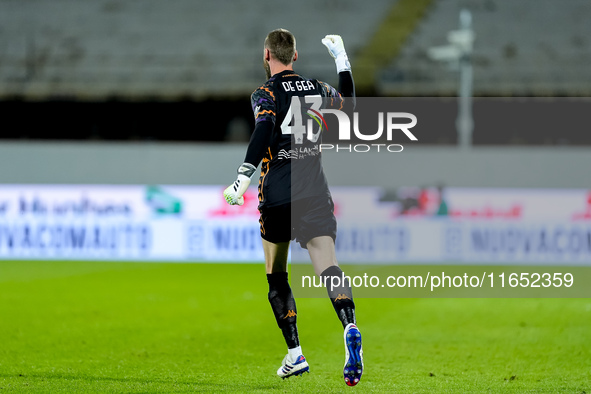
0,184,589,264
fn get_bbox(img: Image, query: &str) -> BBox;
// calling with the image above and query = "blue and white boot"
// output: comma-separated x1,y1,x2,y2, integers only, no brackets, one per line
343,323,363,386
277,347,309,379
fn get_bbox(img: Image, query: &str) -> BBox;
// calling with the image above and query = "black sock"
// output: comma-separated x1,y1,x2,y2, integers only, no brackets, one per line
267,272,299,349
321,266,356,328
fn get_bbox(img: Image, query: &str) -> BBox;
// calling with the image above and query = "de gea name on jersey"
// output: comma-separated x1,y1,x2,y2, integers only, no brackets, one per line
281,80,316,92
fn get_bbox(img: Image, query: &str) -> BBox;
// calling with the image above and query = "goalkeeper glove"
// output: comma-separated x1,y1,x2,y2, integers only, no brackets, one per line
223,163,256,206
321,34,351,73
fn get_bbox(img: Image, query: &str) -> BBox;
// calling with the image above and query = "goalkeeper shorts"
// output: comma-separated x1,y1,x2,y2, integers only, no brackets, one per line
259,196,337,248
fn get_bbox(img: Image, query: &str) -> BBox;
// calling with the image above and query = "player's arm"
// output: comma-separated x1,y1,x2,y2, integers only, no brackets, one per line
322,35,356,103
243,121,273,167
223,122,274,206
338,70,355,99
223,89,275,206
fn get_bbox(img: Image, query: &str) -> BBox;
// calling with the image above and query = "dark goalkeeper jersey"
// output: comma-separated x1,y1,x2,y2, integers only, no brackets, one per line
250,70,343,209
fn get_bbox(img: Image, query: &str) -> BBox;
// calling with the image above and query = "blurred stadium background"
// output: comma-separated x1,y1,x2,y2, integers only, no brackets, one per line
1,0,590,391
1,0,590,184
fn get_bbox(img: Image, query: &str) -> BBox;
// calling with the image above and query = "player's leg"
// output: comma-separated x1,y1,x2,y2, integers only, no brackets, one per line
306,235,338,276
306,236,356,328
298,197,357,328
306,236,363,386
263,239,309,378
263,239,299,350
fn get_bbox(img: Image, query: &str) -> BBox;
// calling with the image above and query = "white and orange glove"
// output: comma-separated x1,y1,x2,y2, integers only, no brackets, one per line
321,34,351,73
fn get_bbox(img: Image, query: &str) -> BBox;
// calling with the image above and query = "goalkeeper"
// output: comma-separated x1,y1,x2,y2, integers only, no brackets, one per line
223,29,362,387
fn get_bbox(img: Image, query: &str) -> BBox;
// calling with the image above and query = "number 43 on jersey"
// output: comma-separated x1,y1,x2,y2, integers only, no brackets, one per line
281,95,327,144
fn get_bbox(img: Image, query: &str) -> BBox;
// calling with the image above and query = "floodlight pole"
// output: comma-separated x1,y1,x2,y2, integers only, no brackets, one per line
427,9,474,149
456,9,474,149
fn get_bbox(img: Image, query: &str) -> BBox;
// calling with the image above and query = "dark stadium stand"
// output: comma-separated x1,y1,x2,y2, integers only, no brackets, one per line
382,0,591,96
0,0,393,100
1,0,590,144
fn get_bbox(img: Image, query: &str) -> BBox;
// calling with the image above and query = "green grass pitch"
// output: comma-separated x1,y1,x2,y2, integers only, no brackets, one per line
0,261,589,393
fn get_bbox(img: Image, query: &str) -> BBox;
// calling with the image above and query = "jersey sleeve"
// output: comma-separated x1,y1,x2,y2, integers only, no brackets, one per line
243,121,273,167
316,80,345,110
317,70,355,110
251,85,276,125
316,80,342,99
